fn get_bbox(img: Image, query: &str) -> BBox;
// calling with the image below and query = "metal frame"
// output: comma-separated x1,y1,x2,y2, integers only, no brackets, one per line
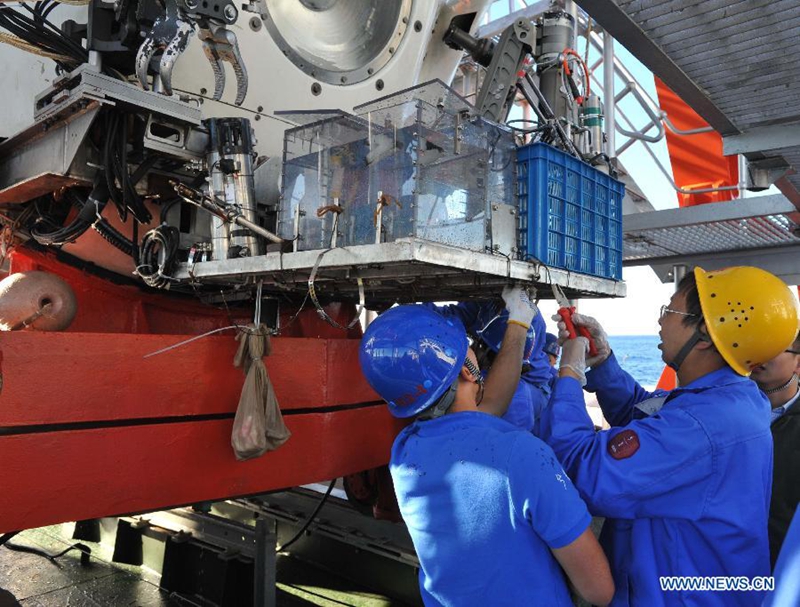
575,0,800,206
174,237,627,301
476,0,551,38
723,124,800,156
34,64,202,124
136,508,277,606
623,195,800,284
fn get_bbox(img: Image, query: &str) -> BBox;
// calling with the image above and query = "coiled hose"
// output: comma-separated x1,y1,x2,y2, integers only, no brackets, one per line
138,225,181,289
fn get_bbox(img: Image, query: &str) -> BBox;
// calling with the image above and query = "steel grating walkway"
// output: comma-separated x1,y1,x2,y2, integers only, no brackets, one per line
623,195,800,283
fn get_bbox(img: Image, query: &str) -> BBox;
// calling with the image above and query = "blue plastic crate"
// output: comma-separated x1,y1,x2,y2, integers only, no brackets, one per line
516,142,625,280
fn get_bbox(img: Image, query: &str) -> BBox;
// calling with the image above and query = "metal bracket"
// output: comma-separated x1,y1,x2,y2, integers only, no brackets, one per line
745,158,791,191
474,19,534,122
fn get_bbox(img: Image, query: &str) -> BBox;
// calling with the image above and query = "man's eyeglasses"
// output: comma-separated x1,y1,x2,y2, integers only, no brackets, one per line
659,305,698,321
787,349,800,355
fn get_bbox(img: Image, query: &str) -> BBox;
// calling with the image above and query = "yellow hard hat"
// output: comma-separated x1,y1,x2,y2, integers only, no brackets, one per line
695,266,800,375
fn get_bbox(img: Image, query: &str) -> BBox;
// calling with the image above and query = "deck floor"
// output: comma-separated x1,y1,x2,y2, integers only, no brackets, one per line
0,525,407,606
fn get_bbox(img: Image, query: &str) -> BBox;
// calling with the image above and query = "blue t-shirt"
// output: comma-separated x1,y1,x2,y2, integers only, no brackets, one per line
391,411,591,606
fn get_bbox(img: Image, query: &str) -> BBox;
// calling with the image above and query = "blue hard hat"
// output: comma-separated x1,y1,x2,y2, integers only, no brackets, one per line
474,306,536,365
543,332,560,358
359,305,469,419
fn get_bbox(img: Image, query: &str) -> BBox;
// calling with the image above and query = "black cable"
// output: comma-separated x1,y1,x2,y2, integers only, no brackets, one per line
17,3,86,59
3,540,91,567
0,532,20,546
104,113,126,221
505,118,543,134
131,218,139,265
276,479,336,553
0,5,86,66
138,225,181,289
103,111,151,224
159,197,183,224
92,219,134,257
488,130,513,173
30,187,103,246
130,155,159,187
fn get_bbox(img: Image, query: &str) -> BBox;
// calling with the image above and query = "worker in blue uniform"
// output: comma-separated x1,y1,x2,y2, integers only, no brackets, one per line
426,300,552,434
751,331,800,568
764,507,800,607
544,331,561,389
542,266,800,607
360,287,614,606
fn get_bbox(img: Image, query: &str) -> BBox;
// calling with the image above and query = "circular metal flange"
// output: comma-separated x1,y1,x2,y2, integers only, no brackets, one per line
262,0,413,85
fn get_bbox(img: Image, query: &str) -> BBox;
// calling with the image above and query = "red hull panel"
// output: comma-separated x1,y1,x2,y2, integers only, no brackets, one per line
0,407,402,533
8,248,363,340
0,331,403,532
0,332,377,425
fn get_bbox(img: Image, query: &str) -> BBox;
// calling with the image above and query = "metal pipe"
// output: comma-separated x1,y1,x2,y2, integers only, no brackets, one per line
518,78,549,125
173,181,285,244
614,81,665,143
565,0,578,50
615,121,657,156
231,215,283,244
603,31,615,158
611,102,740,195
662,115,714,136
738,154,748,199
590,29,661,116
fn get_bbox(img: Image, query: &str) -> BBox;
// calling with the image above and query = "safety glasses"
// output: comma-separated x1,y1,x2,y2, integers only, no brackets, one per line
659,305,698,321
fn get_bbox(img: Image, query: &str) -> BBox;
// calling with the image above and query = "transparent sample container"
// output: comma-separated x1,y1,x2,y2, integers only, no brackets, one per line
278,80,517,253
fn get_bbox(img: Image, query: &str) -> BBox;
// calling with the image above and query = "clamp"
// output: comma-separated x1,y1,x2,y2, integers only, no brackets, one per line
135,0,195,97
136,0,248,106
198,24,248,106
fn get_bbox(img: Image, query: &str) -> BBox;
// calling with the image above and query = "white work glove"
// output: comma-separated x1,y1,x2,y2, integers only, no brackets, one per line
559,336,589,386
502,285,538,329
551,312,611,368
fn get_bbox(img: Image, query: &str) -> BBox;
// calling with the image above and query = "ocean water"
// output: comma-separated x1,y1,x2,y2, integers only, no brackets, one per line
606,335,664,388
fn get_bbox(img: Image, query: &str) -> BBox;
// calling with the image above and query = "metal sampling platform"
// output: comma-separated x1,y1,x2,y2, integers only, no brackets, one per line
174,237,626,305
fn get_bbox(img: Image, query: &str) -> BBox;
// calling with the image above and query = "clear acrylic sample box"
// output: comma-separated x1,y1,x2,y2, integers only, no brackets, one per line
277,80,518,254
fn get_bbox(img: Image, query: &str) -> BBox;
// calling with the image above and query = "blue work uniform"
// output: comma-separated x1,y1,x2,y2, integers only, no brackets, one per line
542,354,773,607
764,508,800,607
426,301,552,434
548,363,559,392
391,411,591,606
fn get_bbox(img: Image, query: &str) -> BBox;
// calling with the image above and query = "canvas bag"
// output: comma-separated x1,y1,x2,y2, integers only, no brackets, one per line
231,324,291,460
